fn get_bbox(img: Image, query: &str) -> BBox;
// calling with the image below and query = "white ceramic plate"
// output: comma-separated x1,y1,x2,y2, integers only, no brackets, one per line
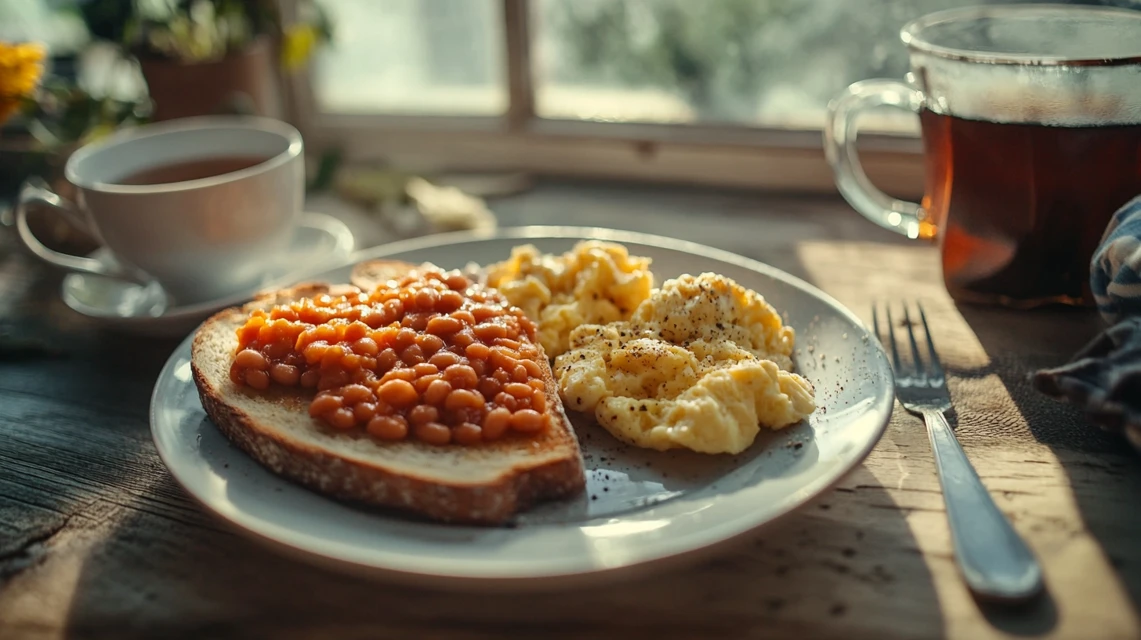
150,226,894,590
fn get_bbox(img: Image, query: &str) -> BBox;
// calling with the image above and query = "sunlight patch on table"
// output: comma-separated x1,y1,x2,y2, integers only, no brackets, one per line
794,240,991,372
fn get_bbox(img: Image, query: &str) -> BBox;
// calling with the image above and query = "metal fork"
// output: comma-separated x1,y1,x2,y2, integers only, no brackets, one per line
874,301,1043,603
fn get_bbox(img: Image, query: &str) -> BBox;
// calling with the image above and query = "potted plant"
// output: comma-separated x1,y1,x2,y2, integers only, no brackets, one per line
79,0,331,122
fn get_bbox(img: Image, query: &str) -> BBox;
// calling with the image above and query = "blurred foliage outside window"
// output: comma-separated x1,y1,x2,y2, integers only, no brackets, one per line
312,0,1141,132
533,0,1141,130
5,0,1141,137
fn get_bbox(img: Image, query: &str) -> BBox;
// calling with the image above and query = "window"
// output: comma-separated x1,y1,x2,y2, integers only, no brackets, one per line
294,0,1138,193
312,0,507,116
531,0,936,133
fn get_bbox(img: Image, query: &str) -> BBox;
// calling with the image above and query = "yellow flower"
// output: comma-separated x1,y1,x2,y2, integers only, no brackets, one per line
281,24,318,72
0,41,46,125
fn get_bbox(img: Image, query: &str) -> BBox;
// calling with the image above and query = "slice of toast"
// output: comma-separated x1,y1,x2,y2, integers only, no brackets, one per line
350,259,425,292
352,259,486,293
191,268,586,526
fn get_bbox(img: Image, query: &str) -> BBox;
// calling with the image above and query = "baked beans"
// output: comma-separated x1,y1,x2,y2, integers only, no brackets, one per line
230,268,550,445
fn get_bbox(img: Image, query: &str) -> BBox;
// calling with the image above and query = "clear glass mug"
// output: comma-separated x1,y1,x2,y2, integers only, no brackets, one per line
824,4,1141,308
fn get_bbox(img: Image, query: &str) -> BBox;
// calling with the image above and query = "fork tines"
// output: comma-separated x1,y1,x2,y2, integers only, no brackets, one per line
872,300,945,385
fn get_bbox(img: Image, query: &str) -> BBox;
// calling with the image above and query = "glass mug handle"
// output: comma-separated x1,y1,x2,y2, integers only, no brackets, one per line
15,178,146,284
824,79,927,239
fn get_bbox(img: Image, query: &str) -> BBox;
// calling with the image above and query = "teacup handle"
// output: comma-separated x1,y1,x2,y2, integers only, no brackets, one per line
15,178,147,284
824,79,928,239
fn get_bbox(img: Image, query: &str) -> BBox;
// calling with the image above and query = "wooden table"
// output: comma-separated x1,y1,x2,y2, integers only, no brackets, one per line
2,181,1138,639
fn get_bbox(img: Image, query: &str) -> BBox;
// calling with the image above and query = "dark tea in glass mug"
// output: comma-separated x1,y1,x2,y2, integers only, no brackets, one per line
825,4,1141,308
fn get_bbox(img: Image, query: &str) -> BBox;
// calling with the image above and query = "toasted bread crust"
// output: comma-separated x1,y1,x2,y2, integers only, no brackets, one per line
191,277,585,526
351,259,486,292
350,260,427,292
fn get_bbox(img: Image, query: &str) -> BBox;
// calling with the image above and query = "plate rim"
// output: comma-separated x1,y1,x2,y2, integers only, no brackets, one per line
150,225,894,588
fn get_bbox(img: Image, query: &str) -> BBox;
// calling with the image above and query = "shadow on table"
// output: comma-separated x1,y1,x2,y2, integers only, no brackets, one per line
0,249,189,561
56,469,942,640
954,303,1141,615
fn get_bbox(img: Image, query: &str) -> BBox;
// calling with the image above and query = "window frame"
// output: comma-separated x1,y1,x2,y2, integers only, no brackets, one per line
280,0,926,197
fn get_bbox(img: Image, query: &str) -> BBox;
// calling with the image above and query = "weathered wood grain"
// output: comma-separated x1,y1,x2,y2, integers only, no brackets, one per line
1,181,1139,639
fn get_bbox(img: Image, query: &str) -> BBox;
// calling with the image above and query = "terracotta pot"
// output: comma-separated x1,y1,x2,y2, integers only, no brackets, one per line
137,37,283,122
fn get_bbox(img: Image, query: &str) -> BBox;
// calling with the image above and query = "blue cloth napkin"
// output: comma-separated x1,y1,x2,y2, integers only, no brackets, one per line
1092,195,1141,324
1032,195,1141,450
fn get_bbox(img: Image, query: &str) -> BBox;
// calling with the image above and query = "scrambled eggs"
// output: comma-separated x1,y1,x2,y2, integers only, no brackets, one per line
484,241,654,358
553,273,816,455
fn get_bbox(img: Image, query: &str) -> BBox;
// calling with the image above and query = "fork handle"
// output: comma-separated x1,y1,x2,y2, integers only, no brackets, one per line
923,409,1044,602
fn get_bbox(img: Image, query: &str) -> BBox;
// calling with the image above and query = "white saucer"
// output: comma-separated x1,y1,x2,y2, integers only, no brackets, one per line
62,212,355,338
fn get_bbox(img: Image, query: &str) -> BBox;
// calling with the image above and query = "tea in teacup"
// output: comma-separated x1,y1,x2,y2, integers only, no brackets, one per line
113,155,273,186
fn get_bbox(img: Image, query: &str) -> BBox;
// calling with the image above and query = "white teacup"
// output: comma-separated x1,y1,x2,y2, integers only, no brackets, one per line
16,115,304,304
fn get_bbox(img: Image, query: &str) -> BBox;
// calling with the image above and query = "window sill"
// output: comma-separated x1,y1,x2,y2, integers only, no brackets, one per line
304,114,925,200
